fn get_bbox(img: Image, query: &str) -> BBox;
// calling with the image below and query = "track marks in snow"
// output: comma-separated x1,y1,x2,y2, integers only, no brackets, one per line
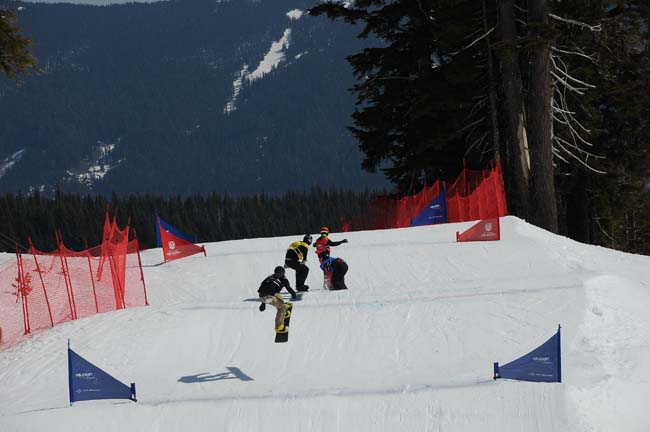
173,282,584,314
139,378,496,407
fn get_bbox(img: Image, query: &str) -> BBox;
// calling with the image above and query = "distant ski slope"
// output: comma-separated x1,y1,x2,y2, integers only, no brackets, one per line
1,216,649,431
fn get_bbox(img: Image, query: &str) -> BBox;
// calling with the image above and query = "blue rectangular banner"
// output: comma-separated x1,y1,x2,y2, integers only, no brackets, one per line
411,187,448,226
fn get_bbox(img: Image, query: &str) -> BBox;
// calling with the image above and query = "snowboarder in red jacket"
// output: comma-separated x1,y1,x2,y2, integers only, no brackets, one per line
313,227,348,289
313,226,348,262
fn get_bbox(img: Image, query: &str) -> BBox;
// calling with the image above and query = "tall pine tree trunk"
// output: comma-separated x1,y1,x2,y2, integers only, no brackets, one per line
482,0,500,158
498,0,530,220
526,0,558,233
566,171,591,243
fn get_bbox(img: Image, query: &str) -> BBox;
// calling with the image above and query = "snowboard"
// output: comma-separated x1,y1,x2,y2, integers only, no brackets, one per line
323,273,333,290
281,293,302,302
274,303,292,343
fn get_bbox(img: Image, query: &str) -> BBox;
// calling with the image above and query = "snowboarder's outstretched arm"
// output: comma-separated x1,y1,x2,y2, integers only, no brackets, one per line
327,239,348,247
281,277,297,298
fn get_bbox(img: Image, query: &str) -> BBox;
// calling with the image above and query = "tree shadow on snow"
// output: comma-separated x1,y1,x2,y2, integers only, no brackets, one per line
178,367,254,383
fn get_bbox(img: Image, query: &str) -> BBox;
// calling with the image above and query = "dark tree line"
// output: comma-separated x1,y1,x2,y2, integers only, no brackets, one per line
0,188,377,253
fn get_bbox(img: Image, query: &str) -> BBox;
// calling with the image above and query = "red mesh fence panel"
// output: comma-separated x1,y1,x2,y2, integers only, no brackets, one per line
361,181,443,230
0,221,148,353
494,160,508,216
349,163,507,231
0,259,26,349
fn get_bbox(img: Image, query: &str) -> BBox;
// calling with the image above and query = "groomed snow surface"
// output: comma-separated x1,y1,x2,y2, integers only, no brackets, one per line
1,216,649,431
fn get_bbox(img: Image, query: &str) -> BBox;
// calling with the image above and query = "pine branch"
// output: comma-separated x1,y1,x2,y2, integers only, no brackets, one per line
548,13,602,32
450,27,495,56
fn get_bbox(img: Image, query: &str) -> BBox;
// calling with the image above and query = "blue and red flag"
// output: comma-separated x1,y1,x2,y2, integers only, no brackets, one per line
155,213,206,262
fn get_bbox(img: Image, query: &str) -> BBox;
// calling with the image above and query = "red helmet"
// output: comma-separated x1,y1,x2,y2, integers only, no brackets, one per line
320,226,330,235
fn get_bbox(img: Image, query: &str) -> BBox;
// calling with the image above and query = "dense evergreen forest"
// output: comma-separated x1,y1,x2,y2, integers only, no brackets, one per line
311,0,650,255
0,189,376,253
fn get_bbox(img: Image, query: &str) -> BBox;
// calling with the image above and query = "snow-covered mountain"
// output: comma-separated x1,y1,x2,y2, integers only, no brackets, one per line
1,216,649,431
18,0,165,4
0,0,385,195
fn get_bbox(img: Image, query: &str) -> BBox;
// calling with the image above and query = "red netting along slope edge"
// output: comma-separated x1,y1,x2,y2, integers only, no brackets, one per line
0,219,148,352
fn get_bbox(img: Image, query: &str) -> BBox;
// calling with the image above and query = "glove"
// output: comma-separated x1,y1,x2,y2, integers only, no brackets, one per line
342,239,349,243
259,303,266,312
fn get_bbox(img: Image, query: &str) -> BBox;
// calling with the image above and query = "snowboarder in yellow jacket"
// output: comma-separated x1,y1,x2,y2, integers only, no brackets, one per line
284,234,312,291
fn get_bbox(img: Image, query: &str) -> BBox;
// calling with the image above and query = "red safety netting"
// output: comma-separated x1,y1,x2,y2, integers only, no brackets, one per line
446,161,508,223
0,216,148,352
345,160,507,231
368,181,444,229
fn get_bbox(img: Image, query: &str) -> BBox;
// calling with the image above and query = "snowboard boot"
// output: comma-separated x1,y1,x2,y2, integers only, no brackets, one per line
297,285,309,292
275,323,288,333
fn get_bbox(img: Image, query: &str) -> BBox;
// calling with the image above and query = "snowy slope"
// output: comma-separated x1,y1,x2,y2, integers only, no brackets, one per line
1,216,649,431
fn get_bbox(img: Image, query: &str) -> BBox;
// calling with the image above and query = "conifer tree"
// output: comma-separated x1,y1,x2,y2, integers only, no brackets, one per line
0,7,37,80
309,1,497,192
310,0,650,242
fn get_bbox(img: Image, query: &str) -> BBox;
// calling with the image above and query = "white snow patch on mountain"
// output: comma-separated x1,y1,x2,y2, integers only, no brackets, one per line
224,28,292,114
0,149,26,180
64,140,122,188
286,9,303,20
247,28,292,83
224,64,249,114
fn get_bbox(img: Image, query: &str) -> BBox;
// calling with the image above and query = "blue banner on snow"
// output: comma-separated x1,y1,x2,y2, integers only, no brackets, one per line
68,341,136,404
411,186,447,226
156,212,197,247
493,325,561,383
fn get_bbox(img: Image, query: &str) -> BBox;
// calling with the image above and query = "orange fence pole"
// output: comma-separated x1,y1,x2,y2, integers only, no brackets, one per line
28,238,54,328
16,246,31,335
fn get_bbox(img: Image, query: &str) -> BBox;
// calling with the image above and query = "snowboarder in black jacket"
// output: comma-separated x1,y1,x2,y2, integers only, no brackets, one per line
258,266,297,331
285,234,312,292
313,226,348,289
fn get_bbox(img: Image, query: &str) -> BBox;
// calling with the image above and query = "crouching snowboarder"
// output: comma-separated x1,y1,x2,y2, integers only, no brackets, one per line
285,234,312,292
319,253,348,291
258,266,297,332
